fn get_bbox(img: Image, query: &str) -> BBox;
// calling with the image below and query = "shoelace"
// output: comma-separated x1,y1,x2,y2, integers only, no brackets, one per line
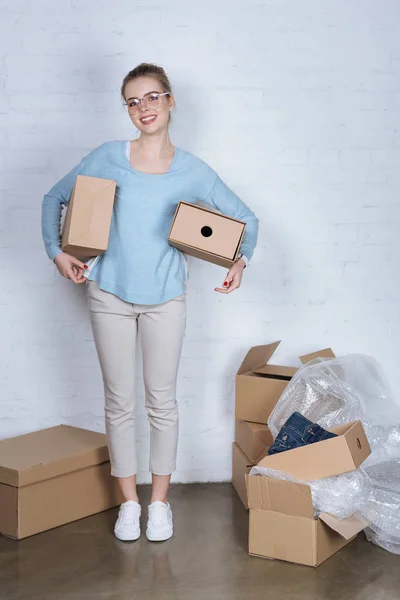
148,506,168,526
119,505,140,524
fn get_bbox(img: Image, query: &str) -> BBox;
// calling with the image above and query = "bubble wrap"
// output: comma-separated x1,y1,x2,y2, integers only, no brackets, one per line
266,354,400,554
249,466,373,520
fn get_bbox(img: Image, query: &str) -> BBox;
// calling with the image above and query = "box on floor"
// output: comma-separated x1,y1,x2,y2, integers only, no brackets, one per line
246,475,366,567
0,425,123,540
245,420,371,566
61,174,116,260
168,201,246,268
235,341,335,424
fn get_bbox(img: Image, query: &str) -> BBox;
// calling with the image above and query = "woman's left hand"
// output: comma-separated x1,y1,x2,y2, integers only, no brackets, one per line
215,257,246,294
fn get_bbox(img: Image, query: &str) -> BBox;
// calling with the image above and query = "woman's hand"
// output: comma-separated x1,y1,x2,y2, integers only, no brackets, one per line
215,257,246,294
54,252,87,284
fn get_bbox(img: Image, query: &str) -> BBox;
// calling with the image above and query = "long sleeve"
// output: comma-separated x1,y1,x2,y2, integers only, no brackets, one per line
202,174,259,262
41,160,86,262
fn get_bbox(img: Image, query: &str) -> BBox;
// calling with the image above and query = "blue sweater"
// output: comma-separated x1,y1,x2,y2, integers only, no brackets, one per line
41,140,259,304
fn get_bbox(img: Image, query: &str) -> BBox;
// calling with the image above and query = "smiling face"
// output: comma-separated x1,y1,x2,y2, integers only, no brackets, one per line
124,76,174,135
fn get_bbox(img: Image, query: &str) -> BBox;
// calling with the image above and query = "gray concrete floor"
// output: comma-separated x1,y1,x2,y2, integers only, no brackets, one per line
0,483,399,600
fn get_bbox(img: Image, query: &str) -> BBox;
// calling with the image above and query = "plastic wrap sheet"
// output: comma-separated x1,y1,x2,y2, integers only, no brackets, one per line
268,355,400,441
249,466,373,520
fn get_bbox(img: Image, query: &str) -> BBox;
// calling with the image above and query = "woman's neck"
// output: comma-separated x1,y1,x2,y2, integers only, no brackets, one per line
132,132,174,160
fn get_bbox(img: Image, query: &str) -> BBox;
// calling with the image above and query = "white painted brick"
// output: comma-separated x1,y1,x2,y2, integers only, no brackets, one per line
1,0,400,484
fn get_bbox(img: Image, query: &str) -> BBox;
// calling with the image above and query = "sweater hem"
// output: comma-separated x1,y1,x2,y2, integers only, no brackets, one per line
86,276,186,305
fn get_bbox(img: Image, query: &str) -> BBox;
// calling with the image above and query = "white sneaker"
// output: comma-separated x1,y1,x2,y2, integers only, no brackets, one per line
146,501,173,542
114,500,141,541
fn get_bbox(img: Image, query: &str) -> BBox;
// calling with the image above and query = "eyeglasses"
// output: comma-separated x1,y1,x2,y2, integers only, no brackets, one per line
124,91,170,113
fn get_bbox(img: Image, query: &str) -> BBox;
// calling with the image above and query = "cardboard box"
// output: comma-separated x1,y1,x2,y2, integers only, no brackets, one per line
61,174,116,260
0,425,123,539
168,201,246,268
232,441,270,509
235,421,273,463
257,420,371,481
246,474,366,567
232,442,253,509
235,341,335,424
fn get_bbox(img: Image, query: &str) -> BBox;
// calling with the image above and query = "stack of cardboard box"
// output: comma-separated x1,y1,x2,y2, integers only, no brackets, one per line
232,341,371,566
232,341,301,509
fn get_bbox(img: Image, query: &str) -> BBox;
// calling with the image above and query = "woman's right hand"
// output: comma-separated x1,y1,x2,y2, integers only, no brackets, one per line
54,252,87,284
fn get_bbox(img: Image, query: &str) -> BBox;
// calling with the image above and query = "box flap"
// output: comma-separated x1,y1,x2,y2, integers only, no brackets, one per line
237,342,281,376
249,509,318,567
253,364,298,379
299,348,336,365
0,425,109,487
256,420,370,481
246,475,314,518
318,513,366,540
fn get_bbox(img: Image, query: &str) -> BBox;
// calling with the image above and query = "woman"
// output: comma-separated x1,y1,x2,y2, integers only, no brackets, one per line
41,63,259,542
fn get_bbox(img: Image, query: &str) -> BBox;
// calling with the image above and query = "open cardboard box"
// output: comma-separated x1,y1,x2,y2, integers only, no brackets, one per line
168,201,246,268
61,174,116,260
0,425,123,539
244,418,370,566
236,341,335,424
246,474,366,567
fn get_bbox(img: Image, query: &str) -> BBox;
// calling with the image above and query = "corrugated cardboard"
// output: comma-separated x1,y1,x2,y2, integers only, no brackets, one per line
168,201,246,268
235,342,335,424
61,174,116,260
235,421,273,463
0,425,123,539
257,420,371,481
232,442,252,509
232,442,270,509
246,475,365,566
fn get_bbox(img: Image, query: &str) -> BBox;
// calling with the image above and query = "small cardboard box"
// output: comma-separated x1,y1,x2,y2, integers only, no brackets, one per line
246,475,366,567
61,174,116,260
232,441,270,509
235,421,273,464
0,425,123,539
236,341,335,424
168,201,246,268
257,420,371,481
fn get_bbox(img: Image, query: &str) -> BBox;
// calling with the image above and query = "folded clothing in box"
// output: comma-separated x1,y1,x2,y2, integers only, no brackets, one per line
268,412,337,455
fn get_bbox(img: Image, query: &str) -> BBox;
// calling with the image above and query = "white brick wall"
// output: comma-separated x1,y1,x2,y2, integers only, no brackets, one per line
1,0,400,483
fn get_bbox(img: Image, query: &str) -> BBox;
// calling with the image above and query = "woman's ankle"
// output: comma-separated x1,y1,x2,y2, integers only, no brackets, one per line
150,495,168,505
122,496,140,504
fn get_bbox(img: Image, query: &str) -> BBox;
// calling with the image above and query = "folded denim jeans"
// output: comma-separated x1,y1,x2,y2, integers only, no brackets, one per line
268,411,338,456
